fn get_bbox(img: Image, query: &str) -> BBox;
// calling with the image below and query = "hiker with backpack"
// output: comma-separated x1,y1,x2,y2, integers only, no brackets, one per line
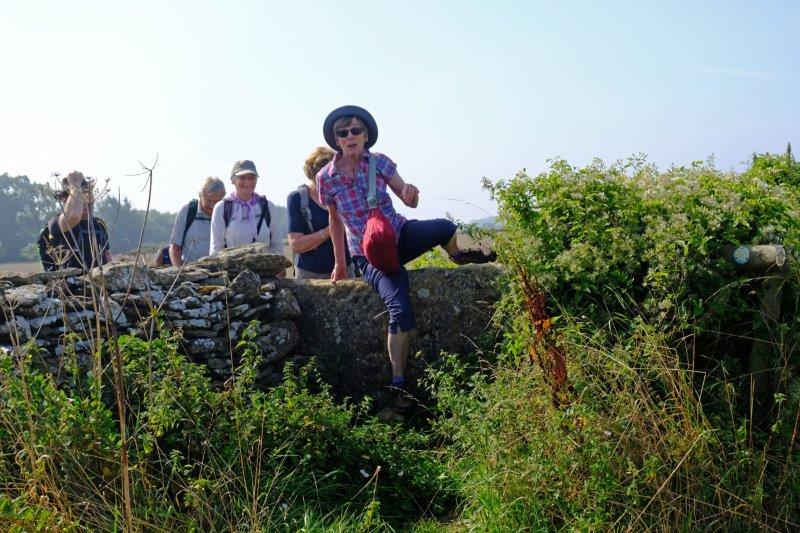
210,159,286,258
162,177,226,267
287,147,354,279
317,105,495,411
39,171,112,272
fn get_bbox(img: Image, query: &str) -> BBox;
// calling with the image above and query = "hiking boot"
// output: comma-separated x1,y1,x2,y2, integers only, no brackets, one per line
389,383,416,413
449,248,497,265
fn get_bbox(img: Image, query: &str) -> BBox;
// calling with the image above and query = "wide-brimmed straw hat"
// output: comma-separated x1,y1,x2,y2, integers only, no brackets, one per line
323,105,378,152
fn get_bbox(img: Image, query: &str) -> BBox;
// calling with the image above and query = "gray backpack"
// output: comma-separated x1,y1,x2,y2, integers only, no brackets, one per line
297,185,315,233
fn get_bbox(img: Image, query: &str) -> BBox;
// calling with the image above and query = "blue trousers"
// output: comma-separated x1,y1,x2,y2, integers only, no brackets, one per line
354,218,457,333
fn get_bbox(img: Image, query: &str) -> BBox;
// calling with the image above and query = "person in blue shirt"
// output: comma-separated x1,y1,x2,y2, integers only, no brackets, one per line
287,147,353,279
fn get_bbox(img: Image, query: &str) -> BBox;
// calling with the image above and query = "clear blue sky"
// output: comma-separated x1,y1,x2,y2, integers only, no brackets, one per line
1,1,797,221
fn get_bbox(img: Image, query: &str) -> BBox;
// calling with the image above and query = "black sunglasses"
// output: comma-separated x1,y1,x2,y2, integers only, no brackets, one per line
335,126,365,138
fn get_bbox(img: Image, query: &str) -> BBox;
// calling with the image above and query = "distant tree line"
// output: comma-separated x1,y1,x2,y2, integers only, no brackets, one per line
0,173,59,262
0,173,176,262
0,173,287,264
96,195,287,256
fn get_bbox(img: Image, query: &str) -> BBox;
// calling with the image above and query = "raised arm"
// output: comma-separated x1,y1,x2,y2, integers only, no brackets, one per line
387,172,419,208
57,171,88,231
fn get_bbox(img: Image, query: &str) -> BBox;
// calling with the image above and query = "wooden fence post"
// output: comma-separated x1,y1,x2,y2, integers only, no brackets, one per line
722,244,789,403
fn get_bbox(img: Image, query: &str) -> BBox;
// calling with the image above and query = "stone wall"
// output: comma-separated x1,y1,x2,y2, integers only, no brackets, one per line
1,243,503,397
287,265,502,395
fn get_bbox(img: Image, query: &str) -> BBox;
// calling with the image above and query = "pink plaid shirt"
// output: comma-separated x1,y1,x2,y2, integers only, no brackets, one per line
317,150,406,257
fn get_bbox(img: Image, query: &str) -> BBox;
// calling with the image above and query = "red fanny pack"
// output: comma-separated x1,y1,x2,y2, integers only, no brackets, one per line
362,154,400,274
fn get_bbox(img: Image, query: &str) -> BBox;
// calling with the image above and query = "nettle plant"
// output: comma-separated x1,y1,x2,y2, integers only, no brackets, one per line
486,154,800,336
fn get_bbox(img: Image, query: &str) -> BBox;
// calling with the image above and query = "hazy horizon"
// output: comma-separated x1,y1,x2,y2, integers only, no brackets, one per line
1,1,797,221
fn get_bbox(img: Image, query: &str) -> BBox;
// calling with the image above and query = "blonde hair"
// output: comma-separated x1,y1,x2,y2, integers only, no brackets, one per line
303,146,335,181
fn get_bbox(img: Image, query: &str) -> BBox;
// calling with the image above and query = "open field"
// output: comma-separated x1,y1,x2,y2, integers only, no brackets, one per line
0,261,41,274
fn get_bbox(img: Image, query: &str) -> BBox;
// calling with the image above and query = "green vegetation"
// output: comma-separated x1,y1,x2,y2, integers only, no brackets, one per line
0,174,58,262
95,197,177,257
406,249,456,270
1,325,450,531
433,147,800,530
2,148,799,531
0,173,175,262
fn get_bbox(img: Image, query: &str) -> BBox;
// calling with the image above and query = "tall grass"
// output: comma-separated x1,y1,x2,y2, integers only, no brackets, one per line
0,171,449,530
424,307,799,530
0,324,452,531
416,151,800,530
3,151,800,531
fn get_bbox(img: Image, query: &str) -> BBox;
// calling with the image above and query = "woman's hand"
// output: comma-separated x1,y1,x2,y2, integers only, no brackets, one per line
331,262,348,283
401,183,419,208
388,173,419,207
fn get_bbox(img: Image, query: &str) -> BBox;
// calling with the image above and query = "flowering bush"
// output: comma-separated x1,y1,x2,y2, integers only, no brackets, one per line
486,154,800,332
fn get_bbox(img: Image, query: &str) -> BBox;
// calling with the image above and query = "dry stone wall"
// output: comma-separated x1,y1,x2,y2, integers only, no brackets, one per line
1,243,504,397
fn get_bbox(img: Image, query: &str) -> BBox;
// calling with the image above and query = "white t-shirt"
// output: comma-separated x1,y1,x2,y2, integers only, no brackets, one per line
169,201,212,263
209,197,286,256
